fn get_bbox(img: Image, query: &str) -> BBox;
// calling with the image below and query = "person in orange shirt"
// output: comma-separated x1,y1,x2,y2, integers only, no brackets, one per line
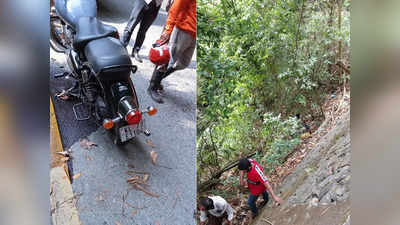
148,0,196,103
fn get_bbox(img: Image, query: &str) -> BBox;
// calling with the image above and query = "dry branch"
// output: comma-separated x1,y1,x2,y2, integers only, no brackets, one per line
126,171,159,198
198,152,257,192
132,184,160,198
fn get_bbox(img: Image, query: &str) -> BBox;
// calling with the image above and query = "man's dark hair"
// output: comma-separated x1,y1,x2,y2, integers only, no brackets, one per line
200,197,214,210
238,158,251,171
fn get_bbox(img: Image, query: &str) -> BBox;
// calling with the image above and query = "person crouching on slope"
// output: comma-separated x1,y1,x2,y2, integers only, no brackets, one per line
199,196,234,225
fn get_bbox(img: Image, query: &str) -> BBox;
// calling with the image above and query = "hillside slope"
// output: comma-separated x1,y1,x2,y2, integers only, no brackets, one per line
253,111,350,225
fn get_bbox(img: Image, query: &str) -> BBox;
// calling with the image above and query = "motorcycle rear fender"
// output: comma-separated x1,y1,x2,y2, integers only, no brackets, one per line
99,78,140,118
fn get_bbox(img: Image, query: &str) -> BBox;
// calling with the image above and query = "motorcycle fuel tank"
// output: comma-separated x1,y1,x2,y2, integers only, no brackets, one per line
54,0,97,29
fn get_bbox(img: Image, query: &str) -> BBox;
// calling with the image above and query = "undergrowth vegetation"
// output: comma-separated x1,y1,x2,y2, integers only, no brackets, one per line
197,0,350,187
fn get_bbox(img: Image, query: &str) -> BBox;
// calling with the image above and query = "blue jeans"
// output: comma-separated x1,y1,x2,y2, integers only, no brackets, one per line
248,191,269,216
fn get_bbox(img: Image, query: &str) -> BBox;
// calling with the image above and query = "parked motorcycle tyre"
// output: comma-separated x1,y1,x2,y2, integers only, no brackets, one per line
50,15,68,53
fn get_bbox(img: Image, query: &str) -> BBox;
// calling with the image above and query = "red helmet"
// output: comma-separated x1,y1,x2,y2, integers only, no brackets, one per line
149,44,170,65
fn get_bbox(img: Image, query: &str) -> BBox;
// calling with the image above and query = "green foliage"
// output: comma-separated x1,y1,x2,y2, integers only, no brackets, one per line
197,0,350,184
260,113,301,172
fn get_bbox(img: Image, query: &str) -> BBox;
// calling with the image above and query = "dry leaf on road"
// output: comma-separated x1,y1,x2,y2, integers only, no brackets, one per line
56,151,70,157
96,196,105,202
60,156,69,162
80,138,97,150
143,174,149,182
126,170,159,198
128,164,135,169
155,221,160,225
73,173,82,180
146,139,154,148
133,184,159,198
95,193,106,202
150,151,158,165
55,90,69,100
131,209,137,215
115,221,122,225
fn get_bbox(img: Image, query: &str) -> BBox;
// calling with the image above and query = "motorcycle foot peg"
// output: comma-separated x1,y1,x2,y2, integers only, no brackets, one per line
54,71,70,79
144,130,151,136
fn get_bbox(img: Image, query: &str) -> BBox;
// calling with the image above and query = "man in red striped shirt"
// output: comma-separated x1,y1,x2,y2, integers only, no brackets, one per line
238,158,282,218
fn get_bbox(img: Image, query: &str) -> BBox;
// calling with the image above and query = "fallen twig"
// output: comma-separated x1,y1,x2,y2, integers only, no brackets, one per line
155,164,173,169
132,184,160,198
126,171,159,198
320,205,332,216
127,179,150,186
122,193,125,216
262,218,274,225
126,170,148,175
125,202,148,210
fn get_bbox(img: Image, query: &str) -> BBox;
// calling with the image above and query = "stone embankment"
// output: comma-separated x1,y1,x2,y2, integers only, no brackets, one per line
253,111,350,225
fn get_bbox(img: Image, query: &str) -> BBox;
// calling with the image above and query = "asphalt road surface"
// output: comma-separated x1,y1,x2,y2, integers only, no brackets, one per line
50,3,196,224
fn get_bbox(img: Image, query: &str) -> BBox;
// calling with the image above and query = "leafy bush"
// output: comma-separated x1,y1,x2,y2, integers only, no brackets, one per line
197,0,350,185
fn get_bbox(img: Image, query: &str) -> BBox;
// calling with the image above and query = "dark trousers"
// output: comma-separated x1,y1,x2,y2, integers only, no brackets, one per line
122,0,161,50
248,191,269,216
207,212,228,225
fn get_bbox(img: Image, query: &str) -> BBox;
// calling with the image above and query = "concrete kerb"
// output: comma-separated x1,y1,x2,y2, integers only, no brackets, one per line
50,97,82,225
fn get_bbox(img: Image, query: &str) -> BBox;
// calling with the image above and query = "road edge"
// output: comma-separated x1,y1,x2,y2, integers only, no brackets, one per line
50,97,82,225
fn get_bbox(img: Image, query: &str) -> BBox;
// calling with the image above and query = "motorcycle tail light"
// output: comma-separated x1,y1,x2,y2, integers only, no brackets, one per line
103,119,114,130
125,110,142,125
147,106,157,116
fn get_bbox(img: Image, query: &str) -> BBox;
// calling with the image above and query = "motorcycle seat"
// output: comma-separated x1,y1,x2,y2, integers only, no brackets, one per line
84,37,132,80
73,17,118,51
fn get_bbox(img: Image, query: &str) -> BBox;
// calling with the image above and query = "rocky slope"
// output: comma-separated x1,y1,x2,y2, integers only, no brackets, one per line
253,110,350,225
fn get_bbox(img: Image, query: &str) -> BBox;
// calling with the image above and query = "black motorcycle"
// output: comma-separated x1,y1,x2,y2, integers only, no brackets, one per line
50,0,157,145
